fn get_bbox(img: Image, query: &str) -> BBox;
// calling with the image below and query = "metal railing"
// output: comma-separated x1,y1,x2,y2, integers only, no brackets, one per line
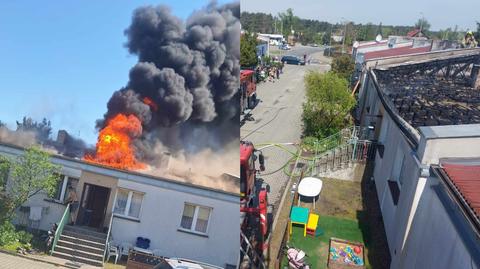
103,213,114,263
50,203,70,254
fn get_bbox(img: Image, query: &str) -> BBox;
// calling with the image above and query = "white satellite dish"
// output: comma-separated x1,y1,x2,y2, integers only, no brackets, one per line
375,34,382,42
353,41,360,48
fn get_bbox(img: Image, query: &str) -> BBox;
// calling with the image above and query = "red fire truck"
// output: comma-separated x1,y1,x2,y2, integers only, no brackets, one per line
240,70,257,117
239,141,269,268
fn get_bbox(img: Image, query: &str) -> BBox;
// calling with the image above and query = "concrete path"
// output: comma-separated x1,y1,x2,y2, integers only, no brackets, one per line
0,252,65,268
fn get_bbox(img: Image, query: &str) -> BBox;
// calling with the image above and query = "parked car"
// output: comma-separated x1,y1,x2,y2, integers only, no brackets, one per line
281,55,305,65
278,44,291,50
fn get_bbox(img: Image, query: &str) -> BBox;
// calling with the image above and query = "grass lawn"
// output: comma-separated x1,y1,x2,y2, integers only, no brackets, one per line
276,172,391,269
282,215,368,269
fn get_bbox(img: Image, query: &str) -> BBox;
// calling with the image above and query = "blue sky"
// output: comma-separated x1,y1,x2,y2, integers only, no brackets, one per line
0,0,230,145
242,0,480,31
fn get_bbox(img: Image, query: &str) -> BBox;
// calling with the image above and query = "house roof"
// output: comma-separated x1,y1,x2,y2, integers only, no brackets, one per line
407,29,428,38
0,140,239,197
442,162,480,218
364,45,431,61
372,50,480,131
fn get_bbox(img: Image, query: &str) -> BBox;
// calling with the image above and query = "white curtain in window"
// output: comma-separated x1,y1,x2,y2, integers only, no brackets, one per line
180,204,195,230
128,192,142,218
195,207,210,233
114,189,129,215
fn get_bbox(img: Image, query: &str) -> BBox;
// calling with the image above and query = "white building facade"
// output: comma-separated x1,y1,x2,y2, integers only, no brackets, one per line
0,142,239,268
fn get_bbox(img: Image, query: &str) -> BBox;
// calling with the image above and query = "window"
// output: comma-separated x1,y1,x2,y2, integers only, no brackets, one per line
392,149,405,186
52,175,78,202
180,203,211,234
114,189,144,219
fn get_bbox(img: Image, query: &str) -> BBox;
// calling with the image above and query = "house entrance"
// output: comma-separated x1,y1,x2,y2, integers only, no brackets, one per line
77,183,110,229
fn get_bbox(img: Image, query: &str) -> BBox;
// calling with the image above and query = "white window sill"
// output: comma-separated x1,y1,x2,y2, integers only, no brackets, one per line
177,228,208,238
113,213,140,223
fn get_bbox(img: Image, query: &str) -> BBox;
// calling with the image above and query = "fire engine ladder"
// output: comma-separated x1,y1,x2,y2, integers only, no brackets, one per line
239,231,267,269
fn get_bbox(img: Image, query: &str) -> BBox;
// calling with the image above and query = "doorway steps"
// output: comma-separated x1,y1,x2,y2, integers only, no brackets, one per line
52,225,107,267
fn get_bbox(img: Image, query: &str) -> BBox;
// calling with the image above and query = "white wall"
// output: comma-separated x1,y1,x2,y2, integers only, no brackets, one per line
373,111,421,255
394,175,480,269
111,179,239,268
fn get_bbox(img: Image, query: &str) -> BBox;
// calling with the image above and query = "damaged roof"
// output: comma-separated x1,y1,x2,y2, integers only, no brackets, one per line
372,50,480,129
0,141,239,196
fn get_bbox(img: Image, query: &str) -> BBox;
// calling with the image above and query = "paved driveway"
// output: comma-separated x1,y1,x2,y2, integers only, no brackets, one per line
241,48,330,217
0,252,65,269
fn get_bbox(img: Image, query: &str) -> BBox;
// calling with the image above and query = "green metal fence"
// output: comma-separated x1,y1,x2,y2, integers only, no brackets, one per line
50,203,70,254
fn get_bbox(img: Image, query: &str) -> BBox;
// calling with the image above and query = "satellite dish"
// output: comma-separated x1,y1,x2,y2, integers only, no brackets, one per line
375,34,382,42
353,41,360,48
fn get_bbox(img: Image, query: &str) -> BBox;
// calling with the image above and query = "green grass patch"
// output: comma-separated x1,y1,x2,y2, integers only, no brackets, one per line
283,215,370,269
2,241,23,253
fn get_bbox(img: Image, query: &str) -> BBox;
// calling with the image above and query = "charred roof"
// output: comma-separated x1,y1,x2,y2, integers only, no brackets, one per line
373,51,480,128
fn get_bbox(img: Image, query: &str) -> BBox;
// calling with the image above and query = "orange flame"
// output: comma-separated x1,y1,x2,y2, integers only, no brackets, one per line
84,114,146,170
143,97,158,111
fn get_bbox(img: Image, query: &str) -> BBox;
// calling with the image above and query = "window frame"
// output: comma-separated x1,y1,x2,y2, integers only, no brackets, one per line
113,188,144,220
179,203,212,235
52,175,70,202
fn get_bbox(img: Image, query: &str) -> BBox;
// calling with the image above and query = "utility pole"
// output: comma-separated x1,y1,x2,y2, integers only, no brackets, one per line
341,17,347,54
274,17,277,34
329,23,333,56
419,12,424,33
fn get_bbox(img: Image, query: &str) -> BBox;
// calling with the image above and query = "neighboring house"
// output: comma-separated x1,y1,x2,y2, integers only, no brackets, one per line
406,28,429,38
0,141,239,268
356,48,480,268
257,33,284,46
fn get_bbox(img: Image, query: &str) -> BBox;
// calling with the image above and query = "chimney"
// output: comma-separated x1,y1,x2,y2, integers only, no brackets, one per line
56,130,68,145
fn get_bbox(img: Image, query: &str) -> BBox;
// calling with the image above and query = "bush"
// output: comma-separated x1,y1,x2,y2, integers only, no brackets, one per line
0,222,33,247
303,72,355,138
0,222,18,246
301,136,318,152
17,230,33,244
0,193,15,223
331,54,355,81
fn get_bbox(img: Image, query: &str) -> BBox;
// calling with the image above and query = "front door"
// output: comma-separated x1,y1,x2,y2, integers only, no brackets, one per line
77,183,110,229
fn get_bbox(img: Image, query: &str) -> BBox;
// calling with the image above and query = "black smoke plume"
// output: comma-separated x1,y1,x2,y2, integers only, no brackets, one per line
98,1,240,161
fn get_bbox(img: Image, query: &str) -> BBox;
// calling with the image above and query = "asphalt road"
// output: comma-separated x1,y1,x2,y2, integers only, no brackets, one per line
241,46,330,217
271,44,325,60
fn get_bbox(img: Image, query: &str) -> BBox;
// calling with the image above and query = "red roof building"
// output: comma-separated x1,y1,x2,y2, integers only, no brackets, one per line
364,45,431,61
442,163,480,218
407,28,429,38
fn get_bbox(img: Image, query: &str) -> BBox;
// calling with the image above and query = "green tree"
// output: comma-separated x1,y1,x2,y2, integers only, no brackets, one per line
3,146,61,214
331,55,355,81
415,18,431,32
240,33,258,68
303,72,355,138
16,117,52,142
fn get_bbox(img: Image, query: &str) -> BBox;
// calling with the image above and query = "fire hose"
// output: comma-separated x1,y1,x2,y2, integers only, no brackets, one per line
253,143,317,177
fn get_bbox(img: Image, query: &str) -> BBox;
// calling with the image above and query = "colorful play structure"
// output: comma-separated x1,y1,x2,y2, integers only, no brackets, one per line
289,207,322,237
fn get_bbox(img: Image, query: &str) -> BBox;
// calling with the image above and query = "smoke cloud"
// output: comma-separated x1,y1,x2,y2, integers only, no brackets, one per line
98,1,240,168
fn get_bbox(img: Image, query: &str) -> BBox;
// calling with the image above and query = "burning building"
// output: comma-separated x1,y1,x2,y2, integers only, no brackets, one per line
0,2,240,268
85,2,240,174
